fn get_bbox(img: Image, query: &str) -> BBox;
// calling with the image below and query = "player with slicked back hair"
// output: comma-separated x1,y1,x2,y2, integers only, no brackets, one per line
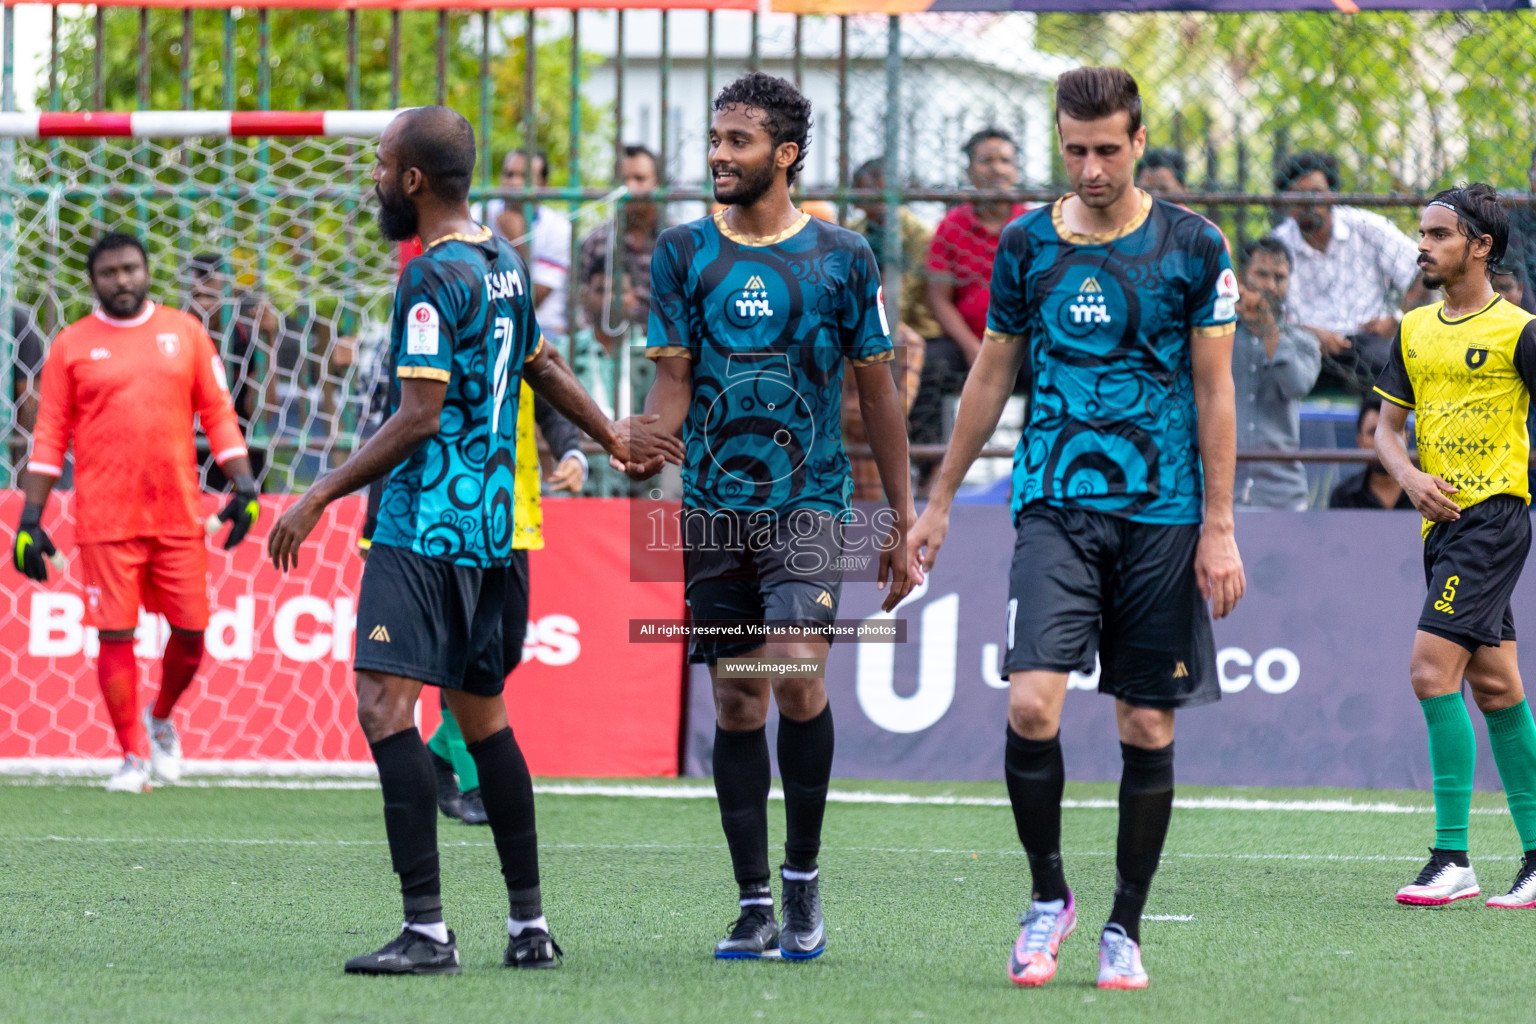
267,104,682,976
1373,182,1536,912
911,65,1246,990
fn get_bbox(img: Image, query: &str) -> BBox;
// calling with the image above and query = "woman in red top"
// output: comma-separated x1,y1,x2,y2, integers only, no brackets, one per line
916,128,1029,451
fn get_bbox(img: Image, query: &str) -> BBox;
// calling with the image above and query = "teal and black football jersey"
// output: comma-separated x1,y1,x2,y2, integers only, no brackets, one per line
986,193,1238,525
373,227,543,566
646,211,894,513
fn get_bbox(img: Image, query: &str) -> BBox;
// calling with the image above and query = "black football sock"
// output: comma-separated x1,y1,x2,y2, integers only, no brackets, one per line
465,726,541,920
1108,741,1175,944
369,728,442,925
714,724,772,892
1004,725,1068,903
778,703,834,874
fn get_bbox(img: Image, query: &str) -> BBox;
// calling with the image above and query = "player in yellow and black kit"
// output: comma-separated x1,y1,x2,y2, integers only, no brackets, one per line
1374,183,1536,911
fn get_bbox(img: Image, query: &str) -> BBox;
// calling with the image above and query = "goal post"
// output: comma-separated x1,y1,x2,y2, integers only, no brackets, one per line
0,111,403,771
1,109,403,494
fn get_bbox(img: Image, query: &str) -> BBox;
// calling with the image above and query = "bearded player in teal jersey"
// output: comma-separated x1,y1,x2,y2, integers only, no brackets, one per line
911,67,1246,990
620,73,918,961
267,106,682,976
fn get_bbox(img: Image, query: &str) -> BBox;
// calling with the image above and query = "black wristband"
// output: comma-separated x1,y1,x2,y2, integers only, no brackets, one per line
19,503,43,530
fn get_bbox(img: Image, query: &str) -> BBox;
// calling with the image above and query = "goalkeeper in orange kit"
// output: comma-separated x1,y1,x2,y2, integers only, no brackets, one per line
11,233,259,793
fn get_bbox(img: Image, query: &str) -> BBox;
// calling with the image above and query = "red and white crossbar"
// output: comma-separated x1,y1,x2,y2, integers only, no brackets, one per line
0,110,402,138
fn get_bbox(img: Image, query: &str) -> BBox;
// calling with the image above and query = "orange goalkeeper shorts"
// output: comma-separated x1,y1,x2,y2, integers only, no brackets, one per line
79,534,211,633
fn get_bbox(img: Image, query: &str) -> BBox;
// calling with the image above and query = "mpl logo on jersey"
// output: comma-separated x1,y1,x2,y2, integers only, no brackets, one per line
1066,276,1111,327
726,273,776,327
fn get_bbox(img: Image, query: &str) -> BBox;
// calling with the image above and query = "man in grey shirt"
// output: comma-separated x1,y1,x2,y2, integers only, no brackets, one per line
1233,237,1322,510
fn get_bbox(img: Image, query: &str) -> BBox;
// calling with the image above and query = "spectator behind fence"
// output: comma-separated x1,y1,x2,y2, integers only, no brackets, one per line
185,254,273,487
851,158,942,342
10,303,45,437
1135,148,1186,194
579,144,664,334
1492,264,1528,310
1329,395,1414,510
1233,237,1322,510
916,128,1028,447
1504,142,1536,314
568,253,656,497
485,149,572,341
1271,150,1426,390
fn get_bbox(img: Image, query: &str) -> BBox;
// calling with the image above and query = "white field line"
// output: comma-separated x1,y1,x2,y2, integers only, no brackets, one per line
1,774,1512,816
4,836,1523,863
1142,915,1195,921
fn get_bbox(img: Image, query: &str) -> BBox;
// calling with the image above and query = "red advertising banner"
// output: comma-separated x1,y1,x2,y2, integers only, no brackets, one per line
0,491,685,777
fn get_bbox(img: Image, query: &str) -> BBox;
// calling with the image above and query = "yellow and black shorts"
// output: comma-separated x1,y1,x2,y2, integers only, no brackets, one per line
1420,494,1531,651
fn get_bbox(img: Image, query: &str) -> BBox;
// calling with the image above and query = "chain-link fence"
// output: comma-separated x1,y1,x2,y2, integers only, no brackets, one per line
6,6,1534,501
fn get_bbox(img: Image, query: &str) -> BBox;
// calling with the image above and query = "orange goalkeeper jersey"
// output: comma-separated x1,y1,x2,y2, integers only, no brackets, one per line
28,301,249,543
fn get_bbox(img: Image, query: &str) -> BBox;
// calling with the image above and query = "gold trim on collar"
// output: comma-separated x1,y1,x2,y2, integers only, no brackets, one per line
424,225,494,249
713,210,812,247
1051,189,1152,245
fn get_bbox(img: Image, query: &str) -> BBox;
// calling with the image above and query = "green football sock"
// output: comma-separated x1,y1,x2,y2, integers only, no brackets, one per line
1484,698,1536,850
427,705,480,793
1421,692,1475,852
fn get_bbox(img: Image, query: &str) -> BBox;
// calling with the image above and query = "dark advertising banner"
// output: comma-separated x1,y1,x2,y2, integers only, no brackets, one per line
685,507,1527,791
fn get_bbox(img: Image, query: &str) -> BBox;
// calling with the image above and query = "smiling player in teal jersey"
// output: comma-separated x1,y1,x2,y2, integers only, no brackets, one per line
623,72,918,962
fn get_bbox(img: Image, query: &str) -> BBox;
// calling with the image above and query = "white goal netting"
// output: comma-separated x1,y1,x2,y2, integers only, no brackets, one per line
1,130,396,767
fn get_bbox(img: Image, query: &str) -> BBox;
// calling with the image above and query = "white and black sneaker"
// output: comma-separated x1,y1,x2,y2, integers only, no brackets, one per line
1486,856,1536,909
504,927,562,969
779,867,825,961
145,711,182,784
344,927,461,975
1396,848,1480,906
714,907,781,960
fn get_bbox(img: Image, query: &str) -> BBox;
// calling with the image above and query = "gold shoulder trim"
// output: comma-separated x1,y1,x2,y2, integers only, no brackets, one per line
397,366,452,382
850,350,896,367
1051,189,1152,245
646,345,693,360
522,334,545,364
713,209,812,247
1192,324,1237,338
983,328,1025,345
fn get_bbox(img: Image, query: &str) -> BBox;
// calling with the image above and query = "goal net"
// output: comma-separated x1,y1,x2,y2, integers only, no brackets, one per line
0,113,399,772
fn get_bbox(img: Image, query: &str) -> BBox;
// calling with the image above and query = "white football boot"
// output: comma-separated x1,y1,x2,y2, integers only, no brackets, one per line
105,755,153,794
145,710,183,784
1396,850,1479,905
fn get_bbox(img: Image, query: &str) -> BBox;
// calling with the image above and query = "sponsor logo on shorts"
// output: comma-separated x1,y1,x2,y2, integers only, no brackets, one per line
814,590,834,609
368,625,391,642
1173,661,1189,679
1434,574,1459,615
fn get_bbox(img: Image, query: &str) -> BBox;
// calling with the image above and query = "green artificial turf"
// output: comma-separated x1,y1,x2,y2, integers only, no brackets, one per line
0,776,1528,1024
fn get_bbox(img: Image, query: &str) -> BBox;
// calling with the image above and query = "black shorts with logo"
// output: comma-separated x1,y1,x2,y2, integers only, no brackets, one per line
683,507,845,665
1003,502,1219,709
1420,494,1531,651
354,543,516,696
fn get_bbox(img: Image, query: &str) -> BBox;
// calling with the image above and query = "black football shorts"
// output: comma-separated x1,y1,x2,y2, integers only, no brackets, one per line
354,543,512,696
682,507,845,665
1003,502,1219,709
1419,494,1530,652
